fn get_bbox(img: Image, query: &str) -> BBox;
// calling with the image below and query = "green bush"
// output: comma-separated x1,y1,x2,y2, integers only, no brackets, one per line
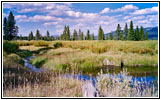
34,41,48,47
3,41,18,53
53,42,63,48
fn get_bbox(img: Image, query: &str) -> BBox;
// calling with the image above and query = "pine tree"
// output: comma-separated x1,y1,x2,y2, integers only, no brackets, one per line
145,32,148,40
124,23,128,40
50,36,55,41
128,20,135,40
78,29,81,40
20,34,23,40
91,33,95,40
60,34,64,40
3,17,8,40
120,31,124,40
63,25,67,40
43,36,47,41
4,11,18,40
28,31,34,41
35,29,41,40
46,30,50,41
80,32,84,40
140,26,144,41
106,35,109,40
98,26,104,40
73,29,78,40
66,26,70,40
116,24,121,40
86,30,90,40
135,26,140,41
109,32,113,40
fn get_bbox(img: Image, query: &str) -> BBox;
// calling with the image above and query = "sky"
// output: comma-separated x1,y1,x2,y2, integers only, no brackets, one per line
3,2,158,36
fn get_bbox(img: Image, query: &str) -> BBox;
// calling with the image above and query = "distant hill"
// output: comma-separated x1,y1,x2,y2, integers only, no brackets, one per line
104,26,158,40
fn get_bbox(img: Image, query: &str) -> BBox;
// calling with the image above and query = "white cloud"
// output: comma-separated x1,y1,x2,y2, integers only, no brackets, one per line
123,16,131,20
132,6,158,15
67,11,82,17
44,22,58,26
137,20,150,24
100,8,110,14
15,15,27,19
3,3,158,35
111,4,138,12
132,16,145,20
18,8,37,13
29,15,55,22
45,4,55,10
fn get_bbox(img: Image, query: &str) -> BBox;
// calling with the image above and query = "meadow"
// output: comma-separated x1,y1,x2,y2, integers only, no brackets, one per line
3,40,158,97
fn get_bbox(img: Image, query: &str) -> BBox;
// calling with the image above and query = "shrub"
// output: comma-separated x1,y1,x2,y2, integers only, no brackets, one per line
34,41,48,47
53,42,63,48
3,41,18,53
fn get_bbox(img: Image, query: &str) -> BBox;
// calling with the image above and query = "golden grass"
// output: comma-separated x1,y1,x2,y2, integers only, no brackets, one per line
3,77,83,97
19,45,46,51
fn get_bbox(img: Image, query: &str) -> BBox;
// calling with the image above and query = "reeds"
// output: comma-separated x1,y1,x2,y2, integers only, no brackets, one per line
96,69,158,97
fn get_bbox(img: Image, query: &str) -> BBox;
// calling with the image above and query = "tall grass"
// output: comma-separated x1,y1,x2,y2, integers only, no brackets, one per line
54,40,158,55
30,48,106,74
34,41,49,47
10,40,35,46
96,69,158,97
3,52,83,97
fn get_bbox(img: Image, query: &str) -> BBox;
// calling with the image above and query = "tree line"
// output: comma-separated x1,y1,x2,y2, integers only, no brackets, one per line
3,11,148,41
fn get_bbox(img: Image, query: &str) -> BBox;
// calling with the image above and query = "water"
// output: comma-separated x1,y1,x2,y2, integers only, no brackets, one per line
64,73,158,93
24,56,158,90
24,56,43,72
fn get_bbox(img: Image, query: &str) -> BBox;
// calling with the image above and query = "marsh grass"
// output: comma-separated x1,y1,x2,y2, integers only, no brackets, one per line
3,40,158,97
3,77,83,97
3,52,83,97
59,40,157,55
30,48,106,74
96,69,158,97
34,41,49,47
10,40,35,46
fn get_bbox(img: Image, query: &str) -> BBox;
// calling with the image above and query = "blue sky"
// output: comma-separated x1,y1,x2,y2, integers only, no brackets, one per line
3,3,158,36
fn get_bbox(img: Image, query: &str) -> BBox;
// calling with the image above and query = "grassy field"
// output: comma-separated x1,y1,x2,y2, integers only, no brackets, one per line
25,40,158,75
3,40,158,97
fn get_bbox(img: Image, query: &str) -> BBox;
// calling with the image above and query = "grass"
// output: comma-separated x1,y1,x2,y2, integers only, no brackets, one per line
3,52,83,97
96,69,158,97
30,56,47,68
3,41,19,53
58,40,158,55
30,48,106,75
3,40,158,97
34,41,49,47
17,40,158,75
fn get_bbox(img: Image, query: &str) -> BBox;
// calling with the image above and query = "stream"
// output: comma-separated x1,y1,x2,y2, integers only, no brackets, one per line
24,56,158,97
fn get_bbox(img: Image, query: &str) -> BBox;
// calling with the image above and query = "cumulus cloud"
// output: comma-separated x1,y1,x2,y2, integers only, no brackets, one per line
100,8,110,14
111,4,138,12
18,8,36,13
132,6,158,15
3,3,158,35
44,22,59,26
15,15,27,19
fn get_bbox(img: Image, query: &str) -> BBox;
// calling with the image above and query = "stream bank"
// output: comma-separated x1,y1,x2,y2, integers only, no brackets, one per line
24,56,158,97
